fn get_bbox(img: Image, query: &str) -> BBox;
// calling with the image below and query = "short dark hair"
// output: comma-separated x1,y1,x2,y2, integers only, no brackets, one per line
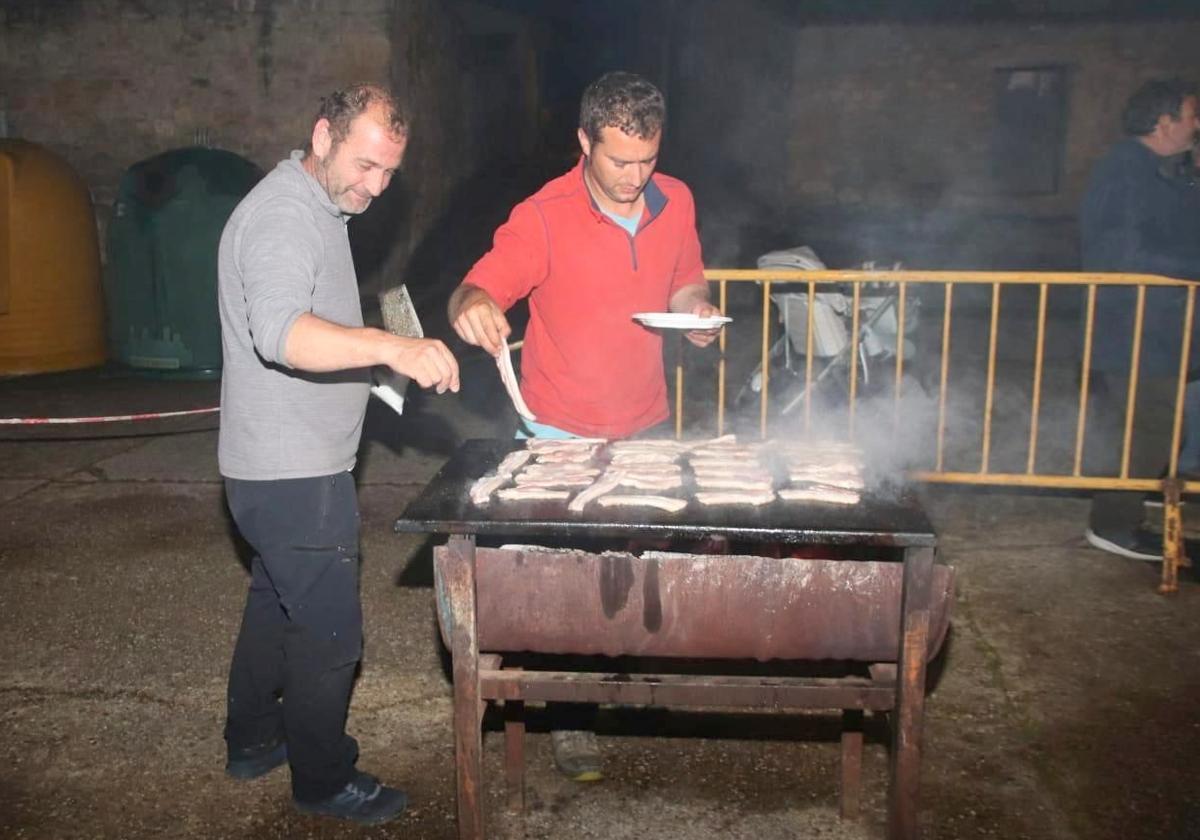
313,84,409,149
579,71,665,144
1122,78,1197,136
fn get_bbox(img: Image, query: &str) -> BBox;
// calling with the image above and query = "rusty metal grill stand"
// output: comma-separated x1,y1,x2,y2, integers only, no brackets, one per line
439,534,936,840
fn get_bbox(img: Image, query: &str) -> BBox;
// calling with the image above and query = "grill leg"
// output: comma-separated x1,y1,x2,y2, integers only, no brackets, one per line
840,708,864,820
888,545,933,840
1160,481,1187,594
447,534,484,840
503,670,525,814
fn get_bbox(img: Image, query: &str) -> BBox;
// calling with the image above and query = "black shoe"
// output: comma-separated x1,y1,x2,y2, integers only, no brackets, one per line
226,738,287,780
1084,527,1163,562
293,771,408,825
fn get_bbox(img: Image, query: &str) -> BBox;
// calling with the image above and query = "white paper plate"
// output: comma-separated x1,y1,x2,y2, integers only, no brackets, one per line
632,312,733,330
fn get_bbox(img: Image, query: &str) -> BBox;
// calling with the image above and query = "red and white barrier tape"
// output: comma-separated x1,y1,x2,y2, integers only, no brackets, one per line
0,407,220,425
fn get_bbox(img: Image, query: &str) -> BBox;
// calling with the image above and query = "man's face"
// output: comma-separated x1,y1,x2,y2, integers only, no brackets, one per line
309,105,407,215
1160,95,1199,156
577,125,661,211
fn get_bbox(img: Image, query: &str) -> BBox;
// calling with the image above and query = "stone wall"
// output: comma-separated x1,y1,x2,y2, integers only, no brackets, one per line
666,6,1200,269
0,0,540,296
5,1,1198,284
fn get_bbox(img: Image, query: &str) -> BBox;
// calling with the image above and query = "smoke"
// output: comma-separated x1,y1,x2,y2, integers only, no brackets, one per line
758,383,942,499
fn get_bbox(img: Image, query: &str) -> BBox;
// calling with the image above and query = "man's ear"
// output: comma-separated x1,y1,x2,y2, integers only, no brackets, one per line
577,127,592,159
312,118,333,159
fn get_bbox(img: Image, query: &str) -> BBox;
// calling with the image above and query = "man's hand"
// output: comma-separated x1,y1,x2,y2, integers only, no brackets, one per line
448,285,510,357
283,313,459,393
670,283,723,348
379,335,460,394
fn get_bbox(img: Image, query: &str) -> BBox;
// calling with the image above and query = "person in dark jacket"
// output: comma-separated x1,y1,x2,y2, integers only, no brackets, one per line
1081,77,1200,560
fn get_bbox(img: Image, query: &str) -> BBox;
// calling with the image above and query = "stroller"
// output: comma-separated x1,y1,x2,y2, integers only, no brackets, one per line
735,246,924,415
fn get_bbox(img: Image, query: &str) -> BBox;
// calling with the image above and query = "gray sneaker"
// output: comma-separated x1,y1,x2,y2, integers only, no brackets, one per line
551,729,603,782
1085,527,1163,562
1143,496,1186,511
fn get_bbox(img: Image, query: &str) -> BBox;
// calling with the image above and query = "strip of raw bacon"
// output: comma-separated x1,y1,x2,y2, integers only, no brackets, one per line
595,494,687,513
469,473,510,505
693,475,774,492
496,450,534,475
532,449,598,464
787,472,863,490
496,487,571,502
611,473,684,491
516,466,601,481
610,437,687,446
567,475,622,512
687,434,737,448
688,459,765,472
776,438,860,451
787,465,863,480
690,464,768,476
610,465,683,479
525,438,606,452
778,485,860,505
512,476,598,489
785,455,863,468
609,451,680,466
496,340,536,421
610,446,680,456
686,446,758,458
694,490,776,506
784,457,863,470
785,456,861,467
469,449,532,505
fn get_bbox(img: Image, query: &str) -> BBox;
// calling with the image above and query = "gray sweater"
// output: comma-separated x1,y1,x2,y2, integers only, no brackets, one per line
217,151,370,480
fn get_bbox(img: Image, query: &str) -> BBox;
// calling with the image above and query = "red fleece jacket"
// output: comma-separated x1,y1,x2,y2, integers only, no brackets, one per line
462,159,706,438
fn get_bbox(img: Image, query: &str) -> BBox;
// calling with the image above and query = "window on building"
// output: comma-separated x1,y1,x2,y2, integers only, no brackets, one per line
992,66,1067,195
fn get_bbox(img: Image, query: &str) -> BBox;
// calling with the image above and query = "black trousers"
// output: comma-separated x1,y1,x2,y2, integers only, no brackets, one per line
224,472,363,802
1086,373,1179,535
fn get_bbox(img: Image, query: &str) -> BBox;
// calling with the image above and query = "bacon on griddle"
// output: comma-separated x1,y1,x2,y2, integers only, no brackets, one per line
778,485,861,505
610,472,684,491
496,450,534,474
515,465,601,481
469,449,533,505
496,487,571,502
567,475,622,512
595,494,687,513
692,475,775,492
469,473,510,505
694,490,776,506
525,438,606,452
532,449,599,464
512,476,599,489
609,451,680,466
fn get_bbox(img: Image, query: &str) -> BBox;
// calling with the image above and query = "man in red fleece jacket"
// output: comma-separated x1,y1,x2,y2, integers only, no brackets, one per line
447,71,721,782
448,70,721,441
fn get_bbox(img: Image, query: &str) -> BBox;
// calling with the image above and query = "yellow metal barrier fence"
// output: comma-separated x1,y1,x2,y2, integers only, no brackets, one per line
678,269,1198,593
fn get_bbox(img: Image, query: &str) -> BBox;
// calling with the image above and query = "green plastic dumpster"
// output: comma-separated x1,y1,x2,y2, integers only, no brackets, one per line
105,147,262,377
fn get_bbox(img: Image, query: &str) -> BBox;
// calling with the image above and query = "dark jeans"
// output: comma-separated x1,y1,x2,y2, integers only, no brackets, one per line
224,472,363,802
1086,373,1180,535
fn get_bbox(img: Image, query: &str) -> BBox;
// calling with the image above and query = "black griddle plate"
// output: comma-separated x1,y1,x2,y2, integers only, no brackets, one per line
395,440,935,549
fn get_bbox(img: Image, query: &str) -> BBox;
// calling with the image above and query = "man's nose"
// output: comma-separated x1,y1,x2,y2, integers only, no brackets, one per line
366,170,389,197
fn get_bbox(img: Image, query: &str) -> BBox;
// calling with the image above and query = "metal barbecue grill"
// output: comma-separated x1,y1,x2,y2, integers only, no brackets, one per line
395,439,950,840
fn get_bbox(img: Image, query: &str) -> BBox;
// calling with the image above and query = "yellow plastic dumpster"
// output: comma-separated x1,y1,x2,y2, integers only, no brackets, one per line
0,139,106,374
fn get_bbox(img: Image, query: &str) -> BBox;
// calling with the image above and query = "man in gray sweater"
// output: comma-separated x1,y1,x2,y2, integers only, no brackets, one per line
217,84,458,825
